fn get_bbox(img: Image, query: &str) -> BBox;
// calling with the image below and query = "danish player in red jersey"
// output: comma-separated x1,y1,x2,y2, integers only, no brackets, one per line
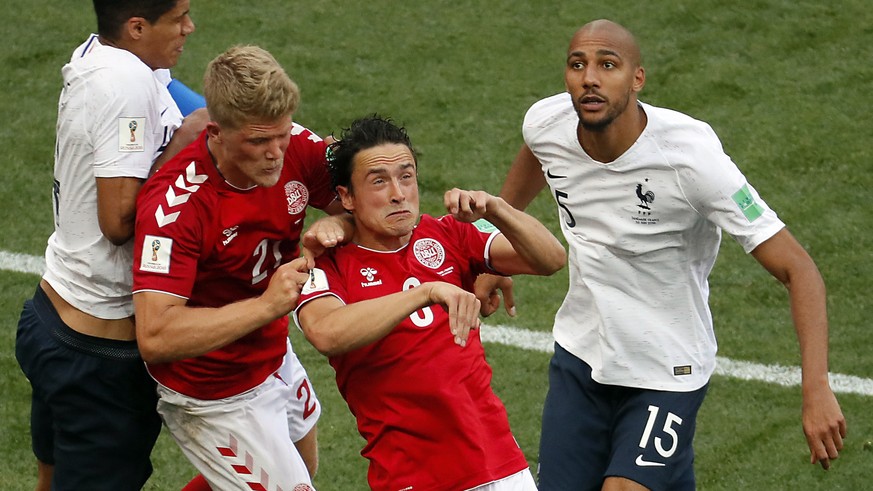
293,116,566,491
132,45,348,491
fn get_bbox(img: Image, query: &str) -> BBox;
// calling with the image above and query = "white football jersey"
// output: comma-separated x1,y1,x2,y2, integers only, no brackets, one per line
43,34,183,319
524,93,785,391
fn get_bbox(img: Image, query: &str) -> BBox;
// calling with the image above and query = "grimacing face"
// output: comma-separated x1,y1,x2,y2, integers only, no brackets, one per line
337,143,420,250
563,25,644,131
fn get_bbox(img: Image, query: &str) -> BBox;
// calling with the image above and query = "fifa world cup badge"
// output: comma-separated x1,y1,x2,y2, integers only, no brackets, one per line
151,239,161,261
119,117,145,152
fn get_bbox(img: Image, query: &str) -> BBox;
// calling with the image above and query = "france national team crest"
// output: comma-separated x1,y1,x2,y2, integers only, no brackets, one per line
118,117,145,152
413,238,445,269
140,234,172,273
284,181,309,215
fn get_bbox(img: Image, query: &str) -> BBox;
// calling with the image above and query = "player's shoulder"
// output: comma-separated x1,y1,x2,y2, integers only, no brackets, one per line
416,214,467,239
288,122,327,147
523,93,575,134
139,144,218,224
643,102,719,139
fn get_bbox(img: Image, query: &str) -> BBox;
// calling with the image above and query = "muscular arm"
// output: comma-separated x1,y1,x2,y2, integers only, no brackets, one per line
96,176,143,245
499,143,547,209
135,258,311,363
95,109,210,246
444,189,565,276
750,228,846,469
473,143,551,315
298,281,480,357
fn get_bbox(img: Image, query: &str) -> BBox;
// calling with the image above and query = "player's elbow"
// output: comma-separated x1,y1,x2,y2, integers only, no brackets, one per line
100,221,135,246
302,326,345,357
536,244,567,276
135,321,173,364
136,335,166,364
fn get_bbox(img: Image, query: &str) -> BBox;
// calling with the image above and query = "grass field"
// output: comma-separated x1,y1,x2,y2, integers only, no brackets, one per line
2,0,872,489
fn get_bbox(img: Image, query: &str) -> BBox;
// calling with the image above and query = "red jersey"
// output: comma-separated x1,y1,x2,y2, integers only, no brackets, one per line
133,123,335,399
295,215,530,491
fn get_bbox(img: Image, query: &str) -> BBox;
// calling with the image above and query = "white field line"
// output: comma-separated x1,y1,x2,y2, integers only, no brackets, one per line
481,324,873,397
3,249,871,397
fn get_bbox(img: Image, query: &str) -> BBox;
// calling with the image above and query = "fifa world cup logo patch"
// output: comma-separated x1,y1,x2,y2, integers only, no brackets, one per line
151,239,161,261
140,235,172,274
118,117,145,152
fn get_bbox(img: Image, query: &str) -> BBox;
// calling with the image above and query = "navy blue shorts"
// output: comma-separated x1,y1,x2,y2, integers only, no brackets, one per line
537,343,708,491
15,285,161,491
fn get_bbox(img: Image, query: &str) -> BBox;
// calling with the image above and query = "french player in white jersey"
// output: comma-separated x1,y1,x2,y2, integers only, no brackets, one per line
14,1,203,490
484,18,847,491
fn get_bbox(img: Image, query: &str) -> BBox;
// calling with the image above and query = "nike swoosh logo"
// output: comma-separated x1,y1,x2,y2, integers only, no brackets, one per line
635,455,666,467
546,169,567,179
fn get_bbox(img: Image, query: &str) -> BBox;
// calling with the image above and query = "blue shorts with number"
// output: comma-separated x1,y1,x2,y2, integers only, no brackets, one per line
15,285,161,491
538,343,708,491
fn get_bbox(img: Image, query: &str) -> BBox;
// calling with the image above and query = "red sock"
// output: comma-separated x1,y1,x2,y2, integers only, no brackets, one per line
180,474,211,491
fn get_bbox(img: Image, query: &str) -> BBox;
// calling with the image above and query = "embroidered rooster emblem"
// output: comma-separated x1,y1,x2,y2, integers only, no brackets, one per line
636,183,655,210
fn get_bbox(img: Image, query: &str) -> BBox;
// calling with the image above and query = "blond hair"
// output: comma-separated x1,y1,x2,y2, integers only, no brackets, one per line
203,45,299,129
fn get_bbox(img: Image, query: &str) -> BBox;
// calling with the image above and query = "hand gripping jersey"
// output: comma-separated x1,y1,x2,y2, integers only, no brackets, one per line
44,34,183,319
524,93,785,391
294,216,530,491
133,124,335,399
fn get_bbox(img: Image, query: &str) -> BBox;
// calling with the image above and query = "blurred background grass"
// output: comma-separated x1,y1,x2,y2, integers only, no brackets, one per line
1,0,871,489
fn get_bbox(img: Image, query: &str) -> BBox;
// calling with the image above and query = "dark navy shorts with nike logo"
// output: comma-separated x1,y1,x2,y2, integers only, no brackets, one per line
537,342,708,491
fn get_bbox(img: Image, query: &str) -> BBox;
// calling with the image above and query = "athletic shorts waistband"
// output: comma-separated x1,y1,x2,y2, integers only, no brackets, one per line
33,285,143,361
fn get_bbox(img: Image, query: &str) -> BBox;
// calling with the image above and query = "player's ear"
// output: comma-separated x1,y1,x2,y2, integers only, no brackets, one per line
205,122,222,143
126,17,147,40
337,185,354,212
632,66,645,93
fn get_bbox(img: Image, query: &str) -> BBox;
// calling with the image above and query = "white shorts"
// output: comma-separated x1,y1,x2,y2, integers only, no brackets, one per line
156,340,321,490
470,468,537,491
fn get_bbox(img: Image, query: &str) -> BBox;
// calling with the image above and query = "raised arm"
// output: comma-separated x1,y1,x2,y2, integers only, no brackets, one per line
444,188,565,276
750,228,846,470
298,281,480,357
473,143,551,316
135,258,311,363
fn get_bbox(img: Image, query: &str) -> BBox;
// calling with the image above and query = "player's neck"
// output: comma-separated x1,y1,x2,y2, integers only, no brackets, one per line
578,103,647,163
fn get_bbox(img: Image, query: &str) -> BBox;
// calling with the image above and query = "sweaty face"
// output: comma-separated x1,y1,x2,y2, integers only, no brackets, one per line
211,118,293,189
139,0,195,69
338,143,420,250
564,24,644,131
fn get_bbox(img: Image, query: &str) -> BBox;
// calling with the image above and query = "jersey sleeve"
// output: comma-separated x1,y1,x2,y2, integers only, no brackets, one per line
677,124,785,253
292,252,347,329
85,65,165,180
132,168,209,298
438,216,500,276
287,123,336,210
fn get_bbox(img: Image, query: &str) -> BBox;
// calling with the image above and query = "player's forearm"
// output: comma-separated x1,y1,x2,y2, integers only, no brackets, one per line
302,287,433,357
788,265,832,389
486,198,566,275
135,294,279,363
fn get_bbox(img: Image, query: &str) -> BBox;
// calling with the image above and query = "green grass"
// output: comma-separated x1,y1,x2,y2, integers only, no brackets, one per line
2,0,872,489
